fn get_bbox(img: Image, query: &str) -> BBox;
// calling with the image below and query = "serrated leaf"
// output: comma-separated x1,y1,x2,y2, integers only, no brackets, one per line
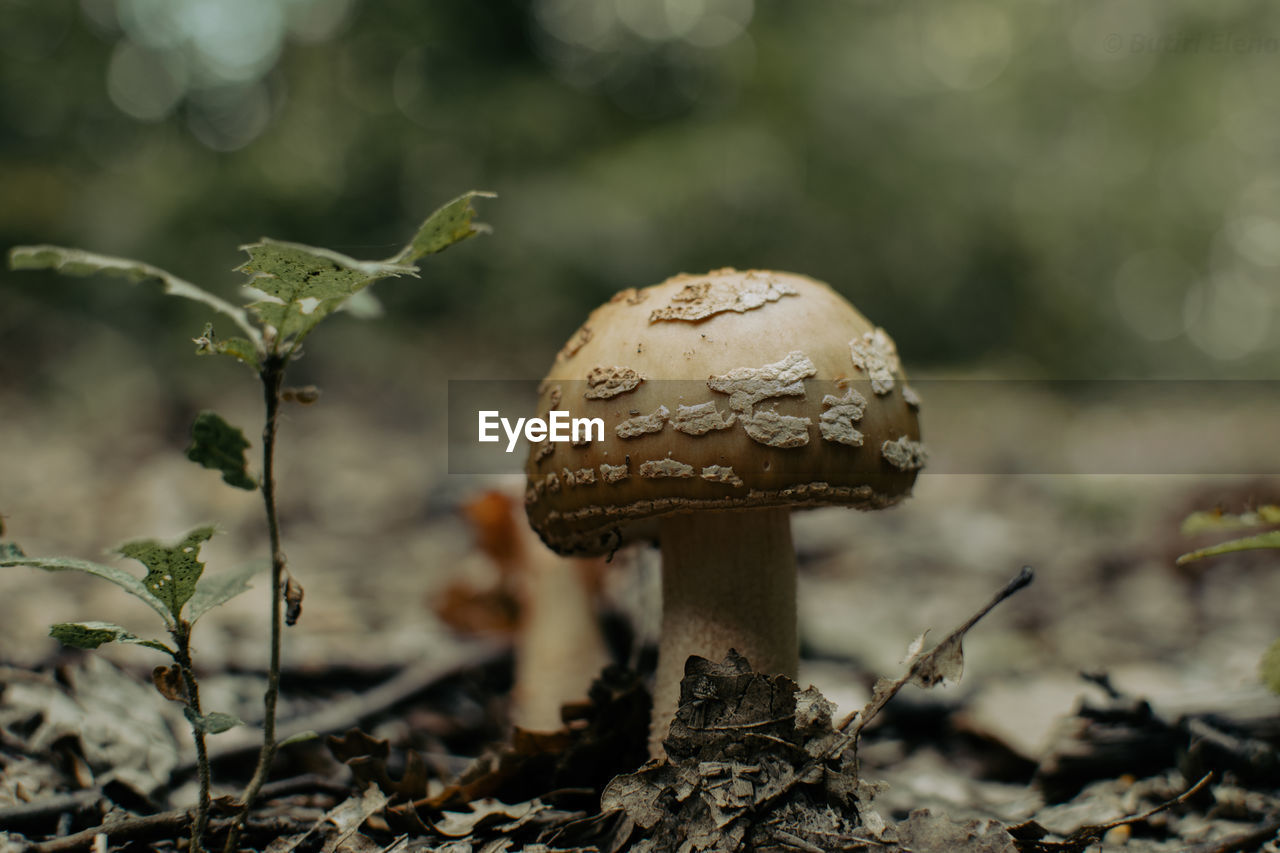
1,554,170,622
1261,639,1280,695
189,558,267,623
8,245,261,344
50,621,173,655
393,190,495,264
1176,530,1280,566
239,240,416,305
237,240,416,347
119,526,217,621
235,193,491,349
193,322,261,370
187,411,256,491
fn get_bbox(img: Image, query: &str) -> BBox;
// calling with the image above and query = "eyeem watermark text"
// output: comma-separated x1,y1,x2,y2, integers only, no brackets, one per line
478,410,604,453
1105,32,1279,55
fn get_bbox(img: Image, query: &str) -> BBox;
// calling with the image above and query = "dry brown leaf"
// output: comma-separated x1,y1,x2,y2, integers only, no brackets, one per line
284,572,304,627
151,665,184,703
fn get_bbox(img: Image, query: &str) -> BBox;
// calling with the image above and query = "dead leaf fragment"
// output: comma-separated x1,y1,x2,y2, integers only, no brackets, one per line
602,652,865,852
151,665,185,703
285,573,304,626
891,809,1018,853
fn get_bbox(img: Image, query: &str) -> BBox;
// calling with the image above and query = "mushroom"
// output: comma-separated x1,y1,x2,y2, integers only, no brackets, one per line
441,489,611,733
524,268,925,756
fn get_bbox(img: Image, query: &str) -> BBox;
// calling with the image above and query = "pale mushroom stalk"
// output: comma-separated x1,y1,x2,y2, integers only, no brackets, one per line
513,550,612,732
653,507,797,757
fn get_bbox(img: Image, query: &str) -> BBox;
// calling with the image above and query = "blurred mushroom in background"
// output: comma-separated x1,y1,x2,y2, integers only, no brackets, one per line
436,489,612,732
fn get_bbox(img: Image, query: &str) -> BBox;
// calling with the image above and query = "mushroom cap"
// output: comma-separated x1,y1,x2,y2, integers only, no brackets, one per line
525,268,925,555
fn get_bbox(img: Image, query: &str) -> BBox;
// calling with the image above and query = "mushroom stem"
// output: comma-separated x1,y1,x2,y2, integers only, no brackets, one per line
652,507,798,758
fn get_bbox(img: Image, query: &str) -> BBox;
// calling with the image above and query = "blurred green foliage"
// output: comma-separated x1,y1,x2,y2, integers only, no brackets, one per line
2,0,1278,383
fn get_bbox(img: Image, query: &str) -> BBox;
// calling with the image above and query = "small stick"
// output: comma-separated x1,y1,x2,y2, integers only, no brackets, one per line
841,566,1034,735
0,791,101,832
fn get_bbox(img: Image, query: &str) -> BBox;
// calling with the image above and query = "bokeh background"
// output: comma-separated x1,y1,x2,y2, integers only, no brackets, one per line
1,4,1279,781
3,0,1279,389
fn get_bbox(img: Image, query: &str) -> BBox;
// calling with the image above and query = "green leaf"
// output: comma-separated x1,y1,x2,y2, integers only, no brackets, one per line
183,708,245,734
119,526,217,621
1176,530,1280,566
50,621,174,655
1,554,170,622
392,190,495,264
193,322,261,371
189,559,268,623
240,241,416,304
1262,639,1280,695
237,191,493,349
0,542,25,559
238,241,416,347
8,245,262,346
201,711,245,734
1181,505,1280,535
187,411,257,491
279,730,320,747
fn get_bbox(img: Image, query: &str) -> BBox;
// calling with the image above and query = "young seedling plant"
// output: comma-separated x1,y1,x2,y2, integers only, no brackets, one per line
1177,503,1280,694
0,191,492,852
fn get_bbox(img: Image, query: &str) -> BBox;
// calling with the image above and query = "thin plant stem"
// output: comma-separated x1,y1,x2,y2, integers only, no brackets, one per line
174,621,210,853
223,354,287,853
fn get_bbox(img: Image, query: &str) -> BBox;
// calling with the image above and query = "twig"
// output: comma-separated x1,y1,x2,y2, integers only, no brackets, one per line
1010,773,1215,852
1062,772,1213,844
30,809,192,853
841,566,1034,736
0,791,101,831
25,805,317,853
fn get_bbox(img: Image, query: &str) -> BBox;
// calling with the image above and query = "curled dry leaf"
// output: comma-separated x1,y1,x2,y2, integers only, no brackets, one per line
284,574,304,627
152,665,185,703
327,728,430,804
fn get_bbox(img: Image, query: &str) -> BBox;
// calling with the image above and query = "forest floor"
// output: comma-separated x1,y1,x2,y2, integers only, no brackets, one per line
1,358,1278,851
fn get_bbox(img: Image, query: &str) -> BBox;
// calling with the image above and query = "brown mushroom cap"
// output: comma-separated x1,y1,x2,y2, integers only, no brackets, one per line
525,268,925,555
